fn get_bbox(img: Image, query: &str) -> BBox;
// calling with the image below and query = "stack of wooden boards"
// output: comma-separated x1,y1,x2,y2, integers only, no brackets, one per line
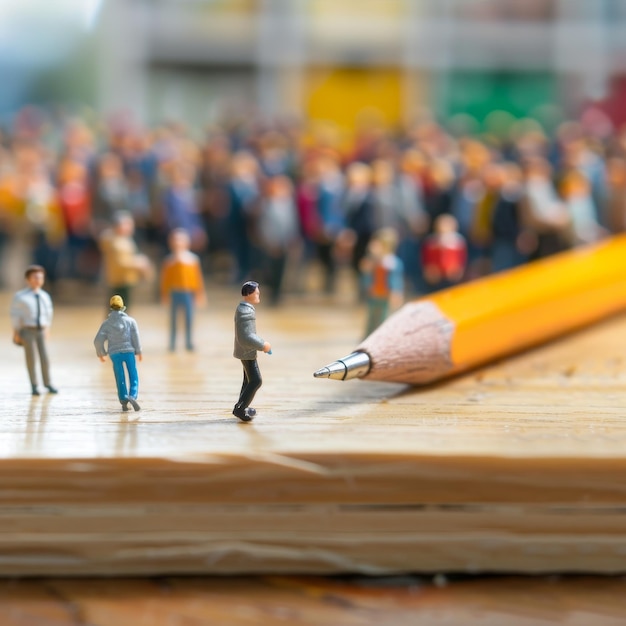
1,292,626,575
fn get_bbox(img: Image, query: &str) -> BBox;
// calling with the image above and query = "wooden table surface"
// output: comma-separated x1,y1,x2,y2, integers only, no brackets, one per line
2,288,626,461
2,287,626,620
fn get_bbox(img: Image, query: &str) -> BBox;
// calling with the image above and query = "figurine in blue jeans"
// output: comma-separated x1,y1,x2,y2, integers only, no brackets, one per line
94,295,142,411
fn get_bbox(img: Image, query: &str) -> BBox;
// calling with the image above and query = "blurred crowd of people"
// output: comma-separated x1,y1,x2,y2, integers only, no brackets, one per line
1,105,626,305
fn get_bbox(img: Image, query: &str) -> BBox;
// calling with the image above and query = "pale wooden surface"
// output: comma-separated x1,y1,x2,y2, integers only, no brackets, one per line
2,288,626,460
2,288,626,574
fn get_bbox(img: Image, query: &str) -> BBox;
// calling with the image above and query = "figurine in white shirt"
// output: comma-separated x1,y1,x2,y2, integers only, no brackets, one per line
10,265,58,396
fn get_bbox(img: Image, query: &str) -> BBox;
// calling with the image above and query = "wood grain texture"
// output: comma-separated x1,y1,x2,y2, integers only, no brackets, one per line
2,288,626,574
2,576,626,625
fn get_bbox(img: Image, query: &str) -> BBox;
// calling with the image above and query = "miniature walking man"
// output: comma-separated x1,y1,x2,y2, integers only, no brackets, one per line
94,295,142,411
10,265,58,396
233,281,271,422
160,228,206,352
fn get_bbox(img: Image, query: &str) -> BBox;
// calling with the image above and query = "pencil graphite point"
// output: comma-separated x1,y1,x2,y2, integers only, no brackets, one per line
313,352,371,381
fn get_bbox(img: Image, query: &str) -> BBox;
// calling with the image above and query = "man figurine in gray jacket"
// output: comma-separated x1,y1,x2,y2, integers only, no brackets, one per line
94,295,142,411
233,281,271,422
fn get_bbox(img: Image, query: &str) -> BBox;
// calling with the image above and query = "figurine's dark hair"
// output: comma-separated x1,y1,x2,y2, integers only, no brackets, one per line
25,265,45,279
241,281,259,297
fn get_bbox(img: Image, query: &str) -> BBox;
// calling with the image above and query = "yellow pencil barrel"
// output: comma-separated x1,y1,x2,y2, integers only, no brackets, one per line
429,235,626,375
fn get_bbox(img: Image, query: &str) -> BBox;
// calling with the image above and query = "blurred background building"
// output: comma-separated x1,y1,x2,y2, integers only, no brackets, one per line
3,0,626,310
3,0,626,134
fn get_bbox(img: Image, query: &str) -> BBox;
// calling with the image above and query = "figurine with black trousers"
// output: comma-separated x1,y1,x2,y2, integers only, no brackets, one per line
232,281,271,422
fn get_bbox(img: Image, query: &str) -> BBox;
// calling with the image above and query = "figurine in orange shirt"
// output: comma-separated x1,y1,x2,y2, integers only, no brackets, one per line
160,228,206,351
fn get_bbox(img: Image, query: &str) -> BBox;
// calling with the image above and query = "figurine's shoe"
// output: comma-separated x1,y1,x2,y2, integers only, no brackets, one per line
232,407,253,422
126,396,141,412
31,386,40,396
46,385,58,394
121,401,130,412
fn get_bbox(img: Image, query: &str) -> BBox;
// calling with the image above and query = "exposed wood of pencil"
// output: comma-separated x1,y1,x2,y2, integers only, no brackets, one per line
2,288,626,574
359,235,626,384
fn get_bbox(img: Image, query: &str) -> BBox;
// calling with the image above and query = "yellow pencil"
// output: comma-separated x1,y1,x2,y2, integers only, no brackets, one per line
314,235,626,385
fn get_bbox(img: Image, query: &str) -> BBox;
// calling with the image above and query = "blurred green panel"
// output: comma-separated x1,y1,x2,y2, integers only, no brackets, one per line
440,71,556,128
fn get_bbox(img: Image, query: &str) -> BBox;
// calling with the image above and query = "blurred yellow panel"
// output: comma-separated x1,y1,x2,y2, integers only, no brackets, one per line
309,0,406,18
306,68,404,140
196,0,257,16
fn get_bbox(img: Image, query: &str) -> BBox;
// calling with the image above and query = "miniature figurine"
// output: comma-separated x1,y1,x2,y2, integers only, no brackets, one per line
343,162,376,293
163,161,207,251
94,295,142,411
10,265,58,396
160,228,206,351
560,168,607,245
99,211,152,311
233,281,271,422
257,175,299,306
359,227,404,336
421,214,468,291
